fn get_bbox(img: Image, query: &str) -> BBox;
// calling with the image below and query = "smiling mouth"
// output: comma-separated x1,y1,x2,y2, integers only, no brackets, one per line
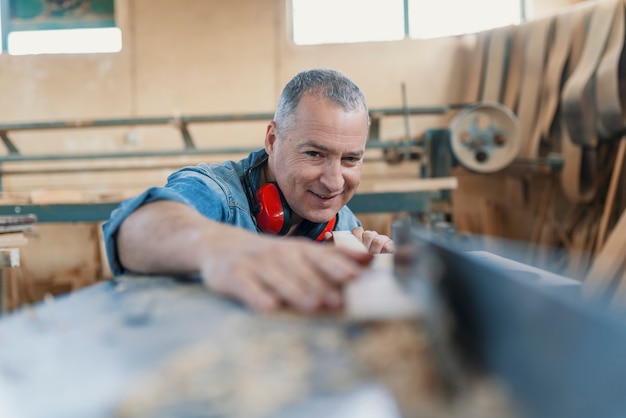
311,191,340,200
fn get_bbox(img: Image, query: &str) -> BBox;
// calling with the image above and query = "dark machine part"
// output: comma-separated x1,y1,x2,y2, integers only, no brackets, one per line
394,222,626,418
392,221,468,402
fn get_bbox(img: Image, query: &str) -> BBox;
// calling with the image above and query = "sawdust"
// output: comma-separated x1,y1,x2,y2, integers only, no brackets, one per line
353,320,441,416
115,312,519,418
115,313,363,418
353,319,520,418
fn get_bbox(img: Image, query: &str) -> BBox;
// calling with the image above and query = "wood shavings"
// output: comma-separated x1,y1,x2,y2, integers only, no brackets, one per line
353,320,443,417
115,305,519,418
115,314,363,418
353,319,520,418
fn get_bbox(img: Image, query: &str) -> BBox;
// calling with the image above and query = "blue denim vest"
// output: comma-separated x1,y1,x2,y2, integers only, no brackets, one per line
102,148,363,275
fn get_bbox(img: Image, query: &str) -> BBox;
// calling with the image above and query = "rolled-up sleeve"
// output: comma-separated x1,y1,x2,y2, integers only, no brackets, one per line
102,186,192,276
336,206,362,231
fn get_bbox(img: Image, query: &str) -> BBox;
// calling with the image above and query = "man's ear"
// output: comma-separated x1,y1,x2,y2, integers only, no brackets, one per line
265,121,277,153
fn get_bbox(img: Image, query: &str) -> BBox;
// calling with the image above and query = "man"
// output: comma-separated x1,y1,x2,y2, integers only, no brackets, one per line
102,67,393,313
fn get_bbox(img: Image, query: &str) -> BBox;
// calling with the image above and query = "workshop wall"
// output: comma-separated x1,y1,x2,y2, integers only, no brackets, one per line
0,0,586,306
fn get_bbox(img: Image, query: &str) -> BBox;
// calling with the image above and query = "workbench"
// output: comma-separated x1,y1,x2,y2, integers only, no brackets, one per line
0,275,468,418
1,231,626,418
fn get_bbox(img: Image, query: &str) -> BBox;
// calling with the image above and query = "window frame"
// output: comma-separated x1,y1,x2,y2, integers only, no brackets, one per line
0,0,117,54
291,0,525,46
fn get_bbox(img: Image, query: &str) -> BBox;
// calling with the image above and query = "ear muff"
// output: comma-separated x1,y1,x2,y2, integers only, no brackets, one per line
294,214,338,242
241,154,337,241
242,155,292,236
254,182,291,236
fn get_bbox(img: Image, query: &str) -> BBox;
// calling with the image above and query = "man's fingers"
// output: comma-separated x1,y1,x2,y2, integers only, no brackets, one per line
360,230,395,254
349,227,394,254
259,259,322,312
313,246,373,282
257,243,371,312
201,236,377,313
382,240,395,253
205,268,280,313
351,226,364,242
237,276,281,312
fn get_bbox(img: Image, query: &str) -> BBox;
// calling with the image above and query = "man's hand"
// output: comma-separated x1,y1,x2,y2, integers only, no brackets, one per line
199,235,373,313
324,227,394,254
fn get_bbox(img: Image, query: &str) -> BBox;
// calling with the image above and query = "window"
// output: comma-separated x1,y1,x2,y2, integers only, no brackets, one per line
292,0,522,45
408,0,521,39
7,27,121,55
292,0,405,45
0,0,121,55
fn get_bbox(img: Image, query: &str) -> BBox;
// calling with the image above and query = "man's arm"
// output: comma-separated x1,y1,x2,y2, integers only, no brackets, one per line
117,200,374,313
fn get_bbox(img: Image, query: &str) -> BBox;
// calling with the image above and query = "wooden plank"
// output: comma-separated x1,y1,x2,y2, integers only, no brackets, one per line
0,248,20,268
610,260,626,309
0,224,34,233
331,231,421,321
369,177,458,192
0,248,20,313
583,208,626,301
595,137,626,254
0,232,28,247
0,214,36,225
29,189,88,204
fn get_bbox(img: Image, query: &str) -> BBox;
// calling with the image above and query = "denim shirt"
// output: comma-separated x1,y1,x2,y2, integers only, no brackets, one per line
102,148,363,276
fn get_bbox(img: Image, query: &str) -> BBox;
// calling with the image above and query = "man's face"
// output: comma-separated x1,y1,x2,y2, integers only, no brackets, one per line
265,94,369,224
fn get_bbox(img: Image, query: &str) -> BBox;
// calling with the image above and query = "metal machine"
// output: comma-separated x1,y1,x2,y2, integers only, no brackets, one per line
448,102,522,173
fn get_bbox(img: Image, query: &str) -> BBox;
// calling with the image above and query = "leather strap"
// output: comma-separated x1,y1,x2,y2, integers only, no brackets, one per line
596,137,626,254
533,8,586,149
481,26,510,103
502,25,525,112
463,31,489,104
595,0,626,139
561,0,620,147
516,16,554,158
559,3,600,203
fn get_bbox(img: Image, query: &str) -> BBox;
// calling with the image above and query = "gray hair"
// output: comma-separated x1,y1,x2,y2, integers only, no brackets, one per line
273,68,370,134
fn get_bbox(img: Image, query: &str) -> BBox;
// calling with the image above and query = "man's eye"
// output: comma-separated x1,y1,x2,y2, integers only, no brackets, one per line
344,157,361,163
305,151,321,157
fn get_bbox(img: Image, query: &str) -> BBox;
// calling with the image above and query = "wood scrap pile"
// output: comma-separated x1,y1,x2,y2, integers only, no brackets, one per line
0,213,36,312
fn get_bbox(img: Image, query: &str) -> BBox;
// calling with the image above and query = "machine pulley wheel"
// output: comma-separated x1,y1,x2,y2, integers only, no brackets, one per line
449,102,521,173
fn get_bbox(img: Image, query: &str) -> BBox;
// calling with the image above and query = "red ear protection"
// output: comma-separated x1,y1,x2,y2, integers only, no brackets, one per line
294,216,337,242
242,154,338,240
255,182,291,236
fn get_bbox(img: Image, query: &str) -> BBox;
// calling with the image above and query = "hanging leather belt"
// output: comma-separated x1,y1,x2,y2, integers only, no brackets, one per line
560,0,621,202
595,0,626,139
462,31,489,104
516,16,554,158
502,25,524,112
457,0,625,206
581,1,626,302
482,25,510,103
562,0,620,147
533,8,586,151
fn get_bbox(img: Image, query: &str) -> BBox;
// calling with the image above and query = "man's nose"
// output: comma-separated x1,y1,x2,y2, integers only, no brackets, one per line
320,160,345,192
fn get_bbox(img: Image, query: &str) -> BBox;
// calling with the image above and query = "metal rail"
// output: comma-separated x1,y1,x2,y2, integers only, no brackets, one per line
0,104,469,156
0,191,436,223
0,106,465,217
